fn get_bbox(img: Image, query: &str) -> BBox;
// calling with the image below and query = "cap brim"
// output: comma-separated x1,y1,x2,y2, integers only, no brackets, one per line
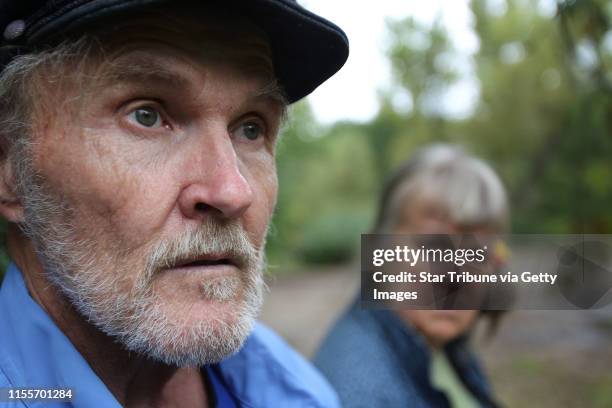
25,0,349,103
238,0,349,103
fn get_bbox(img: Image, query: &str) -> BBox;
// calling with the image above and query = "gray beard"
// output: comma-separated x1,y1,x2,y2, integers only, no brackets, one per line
11,139,265,367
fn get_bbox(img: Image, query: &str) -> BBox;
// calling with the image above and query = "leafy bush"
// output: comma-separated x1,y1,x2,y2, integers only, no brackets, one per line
296,211,370,265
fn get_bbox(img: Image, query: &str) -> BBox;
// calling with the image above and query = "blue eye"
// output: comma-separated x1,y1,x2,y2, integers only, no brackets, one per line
130,107,162,128
237,122,263,141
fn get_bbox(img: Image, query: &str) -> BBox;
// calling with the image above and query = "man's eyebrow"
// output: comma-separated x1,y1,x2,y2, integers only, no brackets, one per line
100,58,192,89
99,56,289,120
250,80,289,123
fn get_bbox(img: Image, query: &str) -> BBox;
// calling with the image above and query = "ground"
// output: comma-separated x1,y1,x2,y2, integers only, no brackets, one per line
260,266,612,408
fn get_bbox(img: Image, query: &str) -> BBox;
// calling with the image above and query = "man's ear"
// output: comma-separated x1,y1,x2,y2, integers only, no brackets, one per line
0,151,24,223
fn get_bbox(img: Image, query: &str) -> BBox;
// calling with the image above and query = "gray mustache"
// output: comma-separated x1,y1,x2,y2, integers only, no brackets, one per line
146,219,259,274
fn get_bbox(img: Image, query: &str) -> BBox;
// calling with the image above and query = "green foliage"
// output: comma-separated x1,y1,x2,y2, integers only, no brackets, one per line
296,210,369,265
268,0,611,268
387,17,458,115
465,0,611,233
267,102,377,268
378,0,612,233
589,375,612,408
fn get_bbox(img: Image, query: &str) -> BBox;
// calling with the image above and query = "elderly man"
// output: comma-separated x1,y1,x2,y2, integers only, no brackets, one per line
0,1,348,407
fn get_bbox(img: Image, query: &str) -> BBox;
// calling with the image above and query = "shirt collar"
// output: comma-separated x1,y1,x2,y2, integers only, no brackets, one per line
0,262,122,408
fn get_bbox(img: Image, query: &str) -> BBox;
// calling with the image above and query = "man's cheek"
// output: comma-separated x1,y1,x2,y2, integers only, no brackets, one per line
51,154,165,247
246,154,278,209
89,174,176,246
246,174,277,250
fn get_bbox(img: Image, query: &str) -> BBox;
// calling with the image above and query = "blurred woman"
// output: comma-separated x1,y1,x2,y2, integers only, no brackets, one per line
314,144,508,408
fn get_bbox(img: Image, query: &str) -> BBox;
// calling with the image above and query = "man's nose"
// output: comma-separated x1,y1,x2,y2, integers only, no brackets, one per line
178,137,254,221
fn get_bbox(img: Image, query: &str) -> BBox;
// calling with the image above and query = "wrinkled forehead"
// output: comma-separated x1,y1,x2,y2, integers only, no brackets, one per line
27,3,285,123
94,3,275,77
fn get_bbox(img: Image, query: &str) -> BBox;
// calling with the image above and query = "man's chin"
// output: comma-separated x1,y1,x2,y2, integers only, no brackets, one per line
113,276,263,366
121,304,257,367
157,295,252,330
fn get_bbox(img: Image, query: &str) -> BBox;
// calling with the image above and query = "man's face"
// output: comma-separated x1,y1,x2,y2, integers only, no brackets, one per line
15,14,285,366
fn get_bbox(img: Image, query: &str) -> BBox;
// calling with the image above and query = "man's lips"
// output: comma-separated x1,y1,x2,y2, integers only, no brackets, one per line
168,254,238,269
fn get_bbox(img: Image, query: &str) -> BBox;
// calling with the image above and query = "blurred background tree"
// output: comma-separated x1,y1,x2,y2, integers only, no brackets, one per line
265,0,611,268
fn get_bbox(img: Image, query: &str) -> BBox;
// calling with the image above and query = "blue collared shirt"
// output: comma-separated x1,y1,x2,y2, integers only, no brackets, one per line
0,263,339,407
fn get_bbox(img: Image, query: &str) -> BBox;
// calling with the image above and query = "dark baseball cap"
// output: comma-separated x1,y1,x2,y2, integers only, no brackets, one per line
0,0,349,103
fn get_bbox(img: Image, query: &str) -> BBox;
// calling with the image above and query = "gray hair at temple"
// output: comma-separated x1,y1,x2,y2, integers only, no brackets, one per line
374,144,509,233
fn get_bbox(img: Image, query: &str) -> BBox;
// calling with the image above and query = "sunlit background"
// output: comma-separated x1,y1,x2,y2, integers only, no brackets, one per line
268,0,612,266
261,1,612,407
306,0,566,125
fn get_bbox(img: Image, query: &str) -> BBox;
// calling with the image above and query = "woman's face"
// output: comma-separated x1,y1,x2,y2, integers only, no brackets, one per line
398,309,479,349
392,201,484,348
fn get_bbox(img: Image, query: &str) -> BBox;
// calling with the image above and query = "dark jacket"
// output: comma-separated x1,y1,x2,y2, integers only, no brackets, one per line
314,299,500,408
